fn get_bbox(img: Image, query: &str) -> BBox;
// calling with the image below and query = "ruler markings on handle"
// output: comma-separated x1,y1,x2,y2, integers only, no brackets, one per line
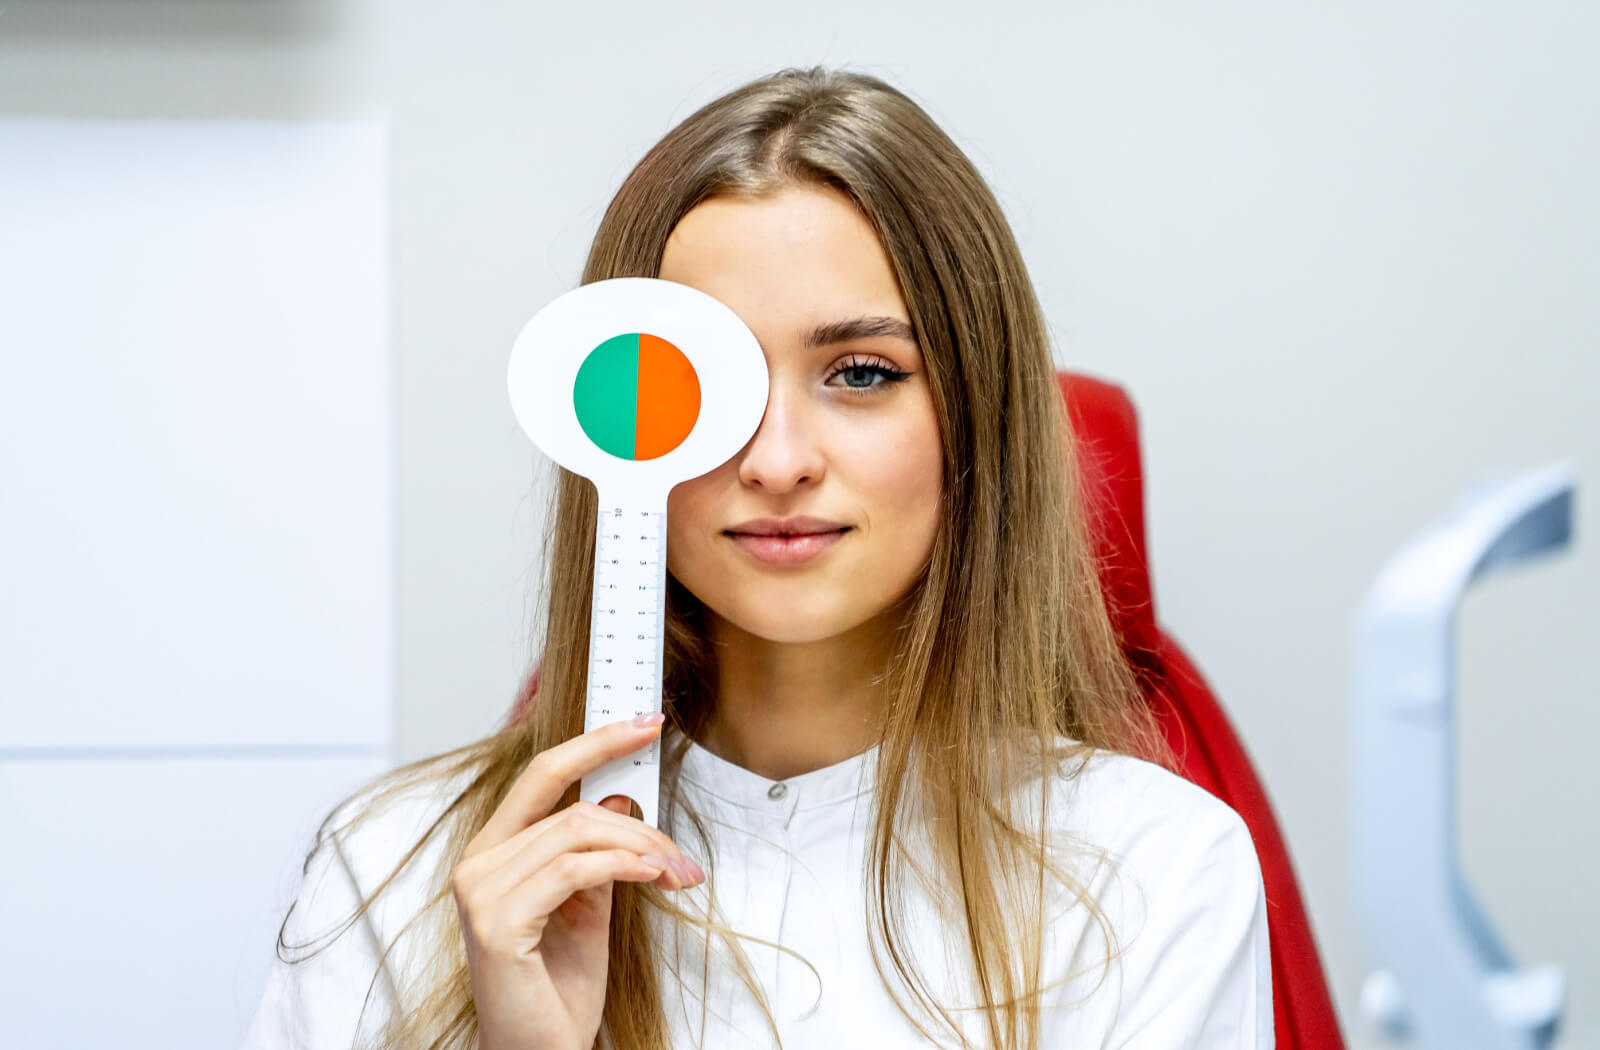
581,504,669,818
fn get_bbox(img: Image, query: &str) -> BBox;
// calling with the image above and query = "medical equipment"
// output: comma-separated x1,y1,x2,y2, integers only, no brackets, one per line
1352,460,1574,1049
508,278,768,827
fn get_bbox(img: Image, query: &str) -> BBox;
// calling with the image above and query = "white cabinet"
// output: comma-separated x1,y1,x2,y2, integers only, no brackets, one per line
0,119,393,1048
0,756,392,1047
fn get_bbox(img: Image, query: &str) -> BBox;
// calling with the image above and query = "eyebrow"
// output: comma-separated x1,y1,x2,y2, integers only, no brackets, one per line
802,315,918,351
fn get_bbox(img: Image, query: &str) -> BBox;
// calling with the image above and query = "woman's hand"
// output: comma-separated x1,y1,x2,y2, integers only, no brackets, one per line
450,714,704,1050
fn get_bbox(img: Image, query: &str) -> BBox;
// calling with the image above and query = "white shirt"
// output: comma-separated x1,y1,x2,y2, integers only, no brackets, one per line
240,734,1273,1049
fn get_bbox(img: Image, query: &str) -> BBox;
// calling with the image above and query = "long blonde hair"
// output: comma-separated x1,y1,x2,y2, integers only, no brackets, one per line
278,65,1179,1050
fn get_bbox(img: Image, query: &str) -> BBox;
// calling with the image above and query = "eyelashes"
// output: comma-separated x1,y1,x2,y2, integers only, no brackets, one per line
825,354,912,396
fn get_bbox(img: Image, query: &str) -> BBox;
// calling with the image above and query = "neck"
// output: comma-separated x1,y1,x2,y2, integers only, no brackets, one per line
694,609,896,782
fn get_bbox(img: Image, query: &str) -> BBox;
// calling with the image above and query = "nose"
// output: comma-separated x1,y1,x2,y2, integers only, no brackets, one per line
735,379,825,493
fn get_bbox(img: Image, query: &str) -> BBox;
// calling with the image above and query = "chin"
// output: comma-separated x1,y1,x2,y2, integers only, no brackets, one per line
733,615,850,645
710,599,863,645
781,625,856,645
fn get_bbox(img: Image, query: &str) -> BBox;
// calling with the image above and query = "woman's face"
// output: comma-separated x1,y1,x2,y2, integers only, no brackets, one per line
660,183,943,645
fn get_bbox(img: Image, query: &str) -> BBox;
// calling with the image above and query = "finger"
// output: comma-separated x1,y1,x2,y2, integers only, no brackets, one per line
475,801,694,898
476,797,686,874
471,715,665,854
515,849,669,919
597,795,685,879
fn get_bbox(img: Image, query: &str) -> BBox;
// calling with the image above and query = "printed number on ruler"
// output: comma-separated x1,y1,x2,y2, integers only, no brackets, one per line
589,507,667,765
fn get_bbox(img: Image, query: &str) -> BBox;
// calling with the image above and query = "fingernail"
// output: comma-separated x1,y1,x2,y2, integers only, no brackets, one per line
669,858,696,885
686,858,706,882
640,854,668,871
633,712,665,728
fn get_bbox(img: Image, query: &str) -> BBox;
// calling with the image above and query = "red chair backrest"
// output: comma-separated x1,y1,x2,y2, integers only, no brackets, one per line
1060,370,1345,1049
509,370,1347,1048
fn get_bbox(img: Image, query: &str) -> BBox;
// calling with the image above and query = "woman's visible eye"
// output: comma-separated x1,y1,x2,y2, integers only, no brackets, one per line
825,354,912,396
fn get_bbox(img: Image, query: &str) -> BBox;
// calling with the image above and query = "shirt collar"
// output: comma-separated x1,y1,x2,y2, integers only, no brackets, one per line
676,729,879,818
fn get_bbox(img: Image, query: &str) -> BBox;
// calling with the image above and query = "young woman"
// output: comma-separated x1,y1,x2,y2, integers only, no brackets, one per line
241,66,1272,1050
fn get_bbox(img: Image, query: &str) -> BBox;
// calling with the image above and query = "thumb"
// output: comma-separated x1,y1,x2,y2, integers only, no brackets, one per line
599,794,633,817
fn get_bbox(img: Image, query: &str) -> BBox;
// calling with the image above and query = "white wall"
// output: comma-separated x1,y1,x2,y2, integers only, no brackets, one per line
0,116,395,1044
3,2,1594,1047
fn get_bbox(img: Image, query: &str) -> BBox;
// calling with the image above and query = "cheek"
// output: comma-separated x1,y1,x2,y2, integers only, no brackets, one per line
852,419,942,610
870,415,943,523
665,477,716,577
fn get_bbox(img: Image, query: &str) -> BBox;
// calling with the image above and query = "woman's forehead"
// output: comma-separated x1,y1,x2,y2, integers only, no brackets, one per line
659,187,910,347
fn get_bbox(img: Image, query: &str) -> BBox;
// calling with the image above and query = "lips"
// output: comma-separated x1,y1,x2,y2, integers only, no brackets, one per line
725,527,850,565
726,515,850,536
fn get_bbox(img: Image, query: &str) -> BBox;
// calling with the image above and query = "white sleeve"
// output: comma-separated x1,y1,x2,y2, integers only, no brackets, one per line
238,828,398,1050
1101,804,1275,1048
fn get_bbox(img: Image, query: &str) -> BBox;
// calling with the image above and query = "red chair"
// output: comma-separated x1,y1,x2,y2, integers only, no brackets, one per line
510,369,1346,1049
1059,370,1345,1049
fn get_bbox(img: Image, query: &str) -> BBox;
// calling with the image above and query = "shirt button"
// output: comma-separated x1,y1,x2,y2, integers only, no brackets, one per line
767,782,788,801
